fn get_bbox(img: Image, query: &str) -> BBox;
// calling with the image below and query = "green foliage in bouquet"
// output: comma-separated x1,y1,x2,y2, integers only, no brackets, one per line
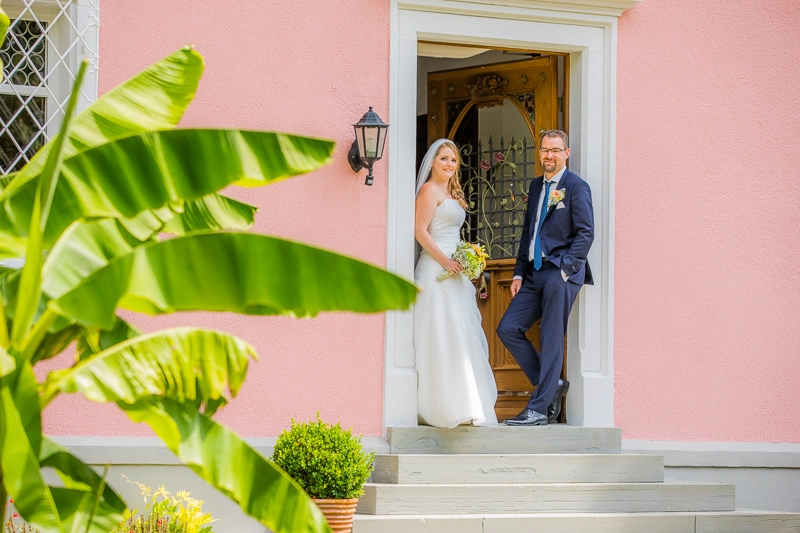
272,415,375,500
437,240,489,281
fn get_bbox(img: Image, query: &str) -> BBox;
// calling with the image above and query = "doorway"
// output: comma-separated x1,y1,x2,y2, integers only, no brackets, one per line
419,50,566,421
384,3,621,430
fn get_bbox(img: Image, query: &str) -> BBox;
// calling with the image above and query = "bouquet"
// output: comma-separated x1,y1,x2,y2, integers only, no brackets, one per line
438,240,489,281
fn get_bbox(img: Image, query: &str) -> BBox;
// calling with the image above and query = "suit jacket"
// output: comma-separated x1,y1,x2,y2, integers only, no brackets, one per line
513,168,594,285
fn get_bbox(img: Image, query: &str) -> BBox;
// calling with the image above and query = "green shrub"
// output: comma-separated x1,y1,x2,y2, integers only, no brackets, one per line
272,415,375,499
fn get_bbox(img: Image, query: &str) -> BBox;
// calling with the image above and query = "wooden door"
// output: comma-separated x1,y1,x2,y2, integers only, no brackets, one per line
426,56,566,421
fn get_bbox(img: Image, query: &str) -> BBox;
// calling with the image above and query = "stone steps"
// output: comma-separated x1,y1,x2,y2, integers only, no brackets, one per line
357,481,735,514
353,510,800,533
350,426,800,532
372,453,664,483
387,425,620,454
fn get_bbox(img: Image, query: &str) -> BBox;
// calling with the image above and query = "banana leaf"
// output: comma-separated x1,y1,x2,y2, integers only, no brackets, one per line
0,47,207,257
0,10,8,64
122,399,332,533
50,232,418,330
162,193,258,234
11,60,87,349
0,345,14,377
31,324,81,365
75,318,142,362
40,438,126,533
1,47,203,201
42,327,255,413
0,232,27,259
116,193,257,243
43,330,329,533
0,130,334,248
42,220,137,299
0,171,18,192
0,366,61,532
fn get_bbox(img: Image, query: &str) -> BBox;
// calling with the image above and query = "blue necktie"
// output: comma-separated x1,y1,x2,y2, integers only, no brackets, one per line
532,180,551,270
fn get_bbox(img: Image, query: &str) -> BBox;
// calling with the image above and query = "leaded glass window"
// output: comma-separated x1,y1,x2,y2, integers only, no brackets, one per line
0,0,99,174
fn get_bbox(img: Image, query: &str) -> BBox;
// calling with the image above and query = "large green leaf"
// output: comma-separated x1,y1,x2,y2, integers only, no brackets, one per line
0,345,14,377
0,130,334,247
31,324,81,365
115,193,256,244
41,196,253,302
42,219,138,300
75,318,142,362
0,10,8,66
5,361,43,467
11,60,87,348
162,193,257,234
50,233,418,330
0,47,205,261
1,47,203,201
42,327,255,412
50,487,123,533
0,367,62,532
122,399,332,533
39,439,126,533
0,232,27,259
43,333,329,532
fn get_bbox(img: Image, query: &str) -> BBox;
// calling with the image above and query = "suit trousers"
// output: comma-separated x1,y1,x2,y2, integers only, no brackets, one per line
496,261,582,415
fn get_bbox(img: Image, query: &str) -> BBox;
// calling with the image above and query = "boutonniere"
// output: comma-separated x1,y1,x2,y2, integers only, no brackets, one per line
548,188,566,208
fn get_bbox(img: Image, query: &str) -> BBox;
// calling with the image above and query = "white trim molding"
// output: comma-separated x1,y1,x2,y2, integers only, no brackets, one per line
384,0,633,429
624,440,800,512
397,0,643,21
624,440,800,469
54,436,391,466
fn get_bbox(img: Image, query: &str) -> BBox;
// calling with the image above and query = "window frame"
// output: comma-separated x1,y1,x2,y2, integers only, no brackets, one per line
1,0,99,174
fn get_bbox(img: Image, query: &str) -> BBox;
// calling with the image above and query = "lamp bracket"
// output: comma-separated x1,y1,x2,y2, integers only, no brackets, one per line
347,139,365,173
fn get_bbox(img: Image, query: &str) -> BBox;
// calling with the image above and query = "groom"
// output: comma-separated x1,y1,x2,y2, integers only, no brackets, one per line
497,130,594,426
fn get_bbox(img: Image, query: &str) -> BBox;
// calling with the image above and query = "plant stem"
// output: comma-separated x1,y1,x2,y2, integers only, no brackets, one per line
1,468,7,524
11,59,88,348
19,308,58,364
0,279,9,348
83,464,109,533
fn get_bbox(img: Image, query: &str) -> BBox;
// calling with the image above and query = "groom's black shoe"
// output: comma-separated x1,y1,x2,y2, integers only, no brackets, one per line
547,379,570,424
503,408,548,426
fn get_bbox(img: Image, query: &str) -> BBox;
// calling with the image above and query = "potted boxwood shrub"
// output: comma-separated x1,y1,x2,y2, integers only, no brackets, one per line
271,415,375,533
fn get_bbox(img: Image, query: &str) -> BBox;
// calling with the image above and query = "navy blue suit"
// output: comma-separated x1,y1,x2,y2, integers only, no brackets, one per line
497,168,594,416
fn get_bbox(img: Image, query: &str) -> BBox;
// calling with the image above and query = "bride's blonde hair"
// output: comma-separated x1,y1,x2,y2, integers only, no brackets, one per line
435,141,468,209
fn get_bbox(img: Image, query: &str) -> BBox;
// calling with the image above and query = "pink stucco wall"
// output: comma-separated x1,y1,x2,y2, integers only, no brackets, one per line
43,0,800,445
615,0,800,441
43,0,391,437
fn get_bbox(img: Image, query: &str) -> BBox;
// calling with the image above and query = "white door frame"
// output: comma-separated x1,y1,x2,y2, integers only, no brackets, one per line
384,0,640,429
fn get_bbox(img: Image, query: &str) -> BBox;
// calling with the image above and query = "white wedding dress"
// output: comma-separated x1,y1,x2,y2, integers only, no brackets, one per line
414,199,498,428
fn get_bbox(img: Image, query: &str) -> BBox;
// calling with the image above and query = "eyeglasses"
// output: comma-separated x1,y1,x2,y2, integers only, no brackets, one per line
539,148,564,154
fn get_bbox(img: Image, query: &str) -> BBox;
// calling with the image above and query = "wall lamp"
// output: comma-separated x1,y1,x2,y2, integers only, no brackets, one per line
347,107,389,186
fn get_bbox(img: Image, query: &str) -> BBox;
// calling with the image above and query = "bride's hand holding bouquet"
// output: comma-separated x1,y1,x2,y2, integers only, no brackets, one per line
438,241,489,281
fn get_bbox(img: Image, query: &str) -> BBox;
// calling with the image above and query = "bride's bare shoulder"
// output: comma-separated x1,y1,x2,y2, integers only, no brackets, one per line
417,182,443,202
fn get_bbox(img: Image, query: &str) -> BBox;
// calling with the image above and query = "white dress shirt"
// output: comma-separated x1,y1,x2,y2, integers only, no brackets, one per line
515,167,568,281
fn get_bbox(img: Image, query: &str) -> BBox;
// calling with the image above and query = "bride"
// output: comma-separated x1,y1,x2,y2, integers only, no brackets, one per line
413,138,498,428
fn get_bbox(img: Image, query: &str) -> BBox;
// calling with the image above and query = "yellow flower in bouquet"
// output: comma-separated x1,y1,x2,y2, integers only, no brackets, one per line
438,241,489,281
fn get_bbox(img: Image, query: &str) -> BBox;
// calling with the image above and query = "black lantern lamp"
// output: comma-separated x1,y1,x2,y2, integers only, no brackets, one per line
348,107,389,186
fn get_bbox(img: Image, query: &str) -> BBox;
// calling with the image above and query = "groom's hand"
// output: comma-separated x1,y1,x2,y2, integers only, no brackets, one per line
510,278,522,297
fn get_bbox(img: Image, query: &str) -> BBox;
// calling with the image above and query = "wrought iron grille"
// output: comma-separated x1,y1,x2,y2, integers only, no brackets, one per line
460,137,537,259
0,0,99,174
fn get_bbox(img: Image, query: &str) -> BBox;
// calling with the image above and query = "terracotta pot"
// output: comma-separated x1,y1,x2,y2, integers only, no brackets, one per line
313,498,359,533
